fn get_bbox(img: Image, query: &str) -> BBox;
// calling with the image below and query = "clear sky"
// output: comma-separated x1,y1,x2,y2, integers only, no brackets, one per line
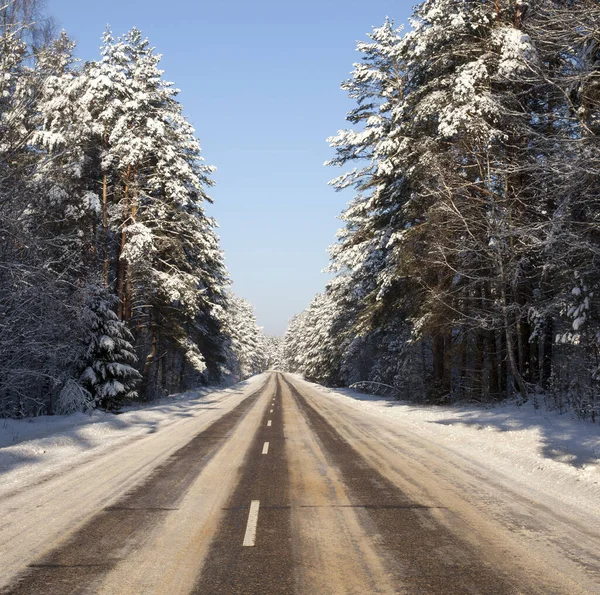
48,0,414,336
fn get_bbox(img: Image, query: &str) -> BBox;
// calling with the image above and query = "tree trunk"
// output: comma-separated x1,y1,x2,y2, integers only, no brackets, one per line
124,167,138,321
160,349,167,394
432,334,445,392
474,329,485,400
102,170,109,287
542,315,554,390
117,164,132,319
500,269,527,401
488,328,499,398
514,0,524,27
460,331,468,398
179,351,186,391
497,328,506,395
116,233,127,319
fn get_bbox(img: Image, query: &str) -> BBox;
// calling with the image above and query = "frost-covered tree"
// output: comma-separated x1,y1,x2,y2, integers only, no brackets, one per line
322,3,550,399
32,32,100,280
327,18,412,330
524,0,600,415
263,336,283,370
288,0,600,418
222,294,268,381
282,312,307,375
101,29,230,394
394,0,542,398
282,293,343,384
0,14,245,416
0,3,81,417
37,27,233,400
79,286,141,410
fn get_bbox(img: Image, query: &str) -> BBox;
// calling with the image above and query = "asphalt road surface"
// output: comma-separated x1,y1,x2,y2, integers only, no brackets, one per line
1,372,598,594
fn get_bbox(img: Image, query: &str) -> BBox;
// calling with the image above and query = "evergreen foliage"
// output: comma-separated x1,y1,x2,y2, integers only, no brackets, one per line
0,4,269,417
284,0,600,419
79,286,141,411
222,294,269,381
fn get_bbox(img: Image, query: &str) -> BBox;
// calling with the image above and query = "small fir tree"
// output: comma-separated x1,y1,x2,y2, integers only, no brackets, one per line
80,286,141,411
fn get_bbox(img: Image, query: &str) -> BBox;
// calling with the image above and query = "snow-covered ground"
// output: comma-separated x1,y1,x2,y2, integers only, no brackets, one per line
0,375,266,497
294,375,600,520
3,373,598,513
1,373,599,592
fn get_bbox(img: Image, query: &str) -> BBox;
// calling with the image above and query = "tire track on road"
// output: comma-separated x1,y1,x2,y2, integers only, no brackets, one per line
192,373,293,595
1,380,269,595
284,376,534,595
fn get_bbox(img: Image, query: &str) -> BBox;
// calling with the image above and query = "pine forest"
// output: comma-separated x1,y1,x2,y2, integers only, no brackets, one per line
2,0,600,421
0,1,278,416
283,0,600,420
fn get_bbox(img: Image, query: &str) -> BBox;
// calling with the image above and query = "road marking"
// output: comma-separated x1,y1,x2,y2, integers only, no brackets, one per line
243,500,260,546
270,408,273,413
262,442,269,454
267,420,272,427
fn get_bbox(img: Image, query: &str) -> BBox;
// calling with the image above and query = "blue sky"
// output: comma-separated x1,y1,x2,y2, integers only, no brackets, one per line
49,0,414,336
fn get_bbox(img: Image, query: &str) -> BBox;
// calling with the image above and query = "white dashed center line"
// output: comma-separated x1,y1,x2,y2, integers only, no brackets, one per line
262,441,269,455
270,409,273,413
267,420,272,427
242,500,260,546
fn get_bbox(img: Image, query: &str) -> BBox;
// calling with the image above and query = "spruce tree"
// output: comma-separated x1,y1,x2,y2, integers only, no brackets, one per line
79,286,141,411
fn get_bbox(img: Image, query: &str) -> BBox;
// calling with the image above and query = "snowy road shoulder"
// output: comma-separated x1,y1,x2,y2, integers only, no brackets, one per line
0,374,266,497
291,375,600,520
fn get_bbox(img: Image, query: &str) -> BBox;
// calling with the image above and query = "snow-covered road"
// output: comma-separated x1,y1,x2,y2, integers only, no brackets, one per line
0,375,268,591
292,375,600,594
1,372,599,593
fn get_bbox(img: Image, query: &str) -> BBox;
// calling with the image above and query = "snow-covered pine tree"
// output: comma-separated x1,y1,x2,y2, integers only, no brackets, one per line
0,12,239,416
321,20,422,389
325,2,554,399
222,294,268,381
327,18,412,326
397,0,599,403
281,292,342,384
79,286,141,411
32,31,101,281
263,336,283,370
0,4,82,417
72,28,231,398
107,29,229,394
78,28,132,289
382,0,528,398
307,0,600,410
525,0,600,416
282,312,307,374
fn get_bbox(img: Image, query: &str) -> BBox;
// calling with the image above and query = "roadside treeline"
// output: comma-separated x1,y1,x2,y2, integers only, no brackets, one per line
0,1,268,416
283,0,600,419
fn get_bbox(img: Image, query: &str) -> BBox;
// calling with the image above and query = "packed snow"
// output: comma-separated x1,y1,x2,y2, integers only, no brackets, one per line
292,375,600,519
3,373,598,520
0,375,266,496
